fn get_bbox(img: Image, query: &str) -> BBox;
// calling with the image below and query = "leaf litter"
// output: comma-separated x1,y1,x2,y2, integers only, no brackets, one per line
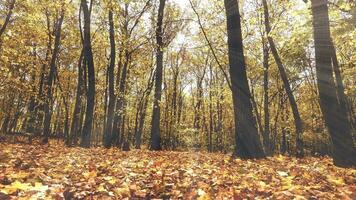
0,141,355,199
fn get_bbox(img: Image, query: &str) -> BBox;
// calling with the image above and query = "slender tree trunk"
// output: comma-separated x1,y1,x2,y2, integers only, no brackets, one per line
330,42,350,121
111,51,123,146
224,0,265,159
311,0,355,167
81,0,96,148
135,68,154,149
262,0,304,157
104,10,116,148
251,87,263,136
150,0,166,151
208,64,214,152
112,52,130,146
1,113,11,134
0,0,15,49
102,65,108,143
262,42,271,155
43,12,64,143
68,50,84,146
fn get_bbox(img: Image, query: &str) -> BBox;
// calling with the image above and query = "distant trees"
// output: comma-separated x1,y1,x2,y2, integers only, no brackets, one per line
224,0,265,159
310,0,355,167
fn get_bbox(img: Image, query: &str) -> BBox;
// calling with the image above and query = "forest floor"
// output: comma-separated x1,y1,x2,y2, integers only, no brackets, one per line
0,141,355,200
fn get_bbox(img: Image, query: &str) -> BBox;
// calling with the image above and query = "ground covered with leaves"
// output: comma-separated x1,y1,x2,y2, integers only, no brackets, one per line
0,141,355,200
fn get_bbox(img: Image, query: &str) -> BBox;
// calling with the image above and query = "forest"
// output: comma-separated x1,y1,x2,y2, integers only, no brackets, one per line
0,0,355,199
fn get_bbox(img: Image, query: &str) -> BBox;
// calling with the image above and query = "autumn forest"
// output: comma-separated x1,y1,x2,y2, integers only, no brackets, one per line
0,0,355,199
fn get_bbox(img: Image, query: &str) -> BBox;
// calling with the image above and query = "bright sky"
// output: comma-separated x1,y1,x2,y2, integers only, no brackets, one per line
174,0,190,8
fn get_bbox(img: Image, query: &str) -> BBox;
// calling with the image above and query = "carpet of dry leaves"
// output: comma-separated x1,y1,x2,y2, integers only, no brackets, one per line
0,141,355,200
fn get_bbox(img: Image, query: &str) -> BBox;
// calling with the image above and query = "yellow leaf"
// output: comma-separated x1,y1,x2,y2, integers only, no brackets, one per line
326,175,345,186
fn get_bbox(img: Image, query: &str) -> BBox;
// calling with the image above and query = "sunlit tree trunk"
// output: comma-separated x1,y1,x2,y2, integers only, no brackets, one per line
224,0,265,159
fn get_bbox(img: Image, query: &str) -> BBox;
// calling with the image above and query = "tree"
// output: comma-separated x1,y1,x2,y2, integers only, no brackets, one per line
80,0,95,148
262,41,271,155
262,0,304,157
103,9,116,148
42,7,65,143
311,0,355,167
0,0,15,48
150,0,166,150
224,0,265,159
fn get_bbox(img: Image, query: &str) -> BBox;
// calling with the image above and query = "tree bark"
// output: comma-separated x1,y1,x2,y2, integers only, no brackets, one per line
224,0,265,159
80,0,95,148
104,10,116,148
262,42,271,155
311,0,355,167
150,0,166,151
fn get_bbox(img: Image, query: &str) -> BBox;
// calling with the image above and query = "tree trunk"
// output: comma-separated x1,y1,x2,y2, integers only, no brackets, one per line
81,0,95,148
262,42,271,155
0,0,15,48
43,12,64,143
150,0,166,151
311,0,355,167
135,68,154,149
104,10,116,148
112,52,130,147
330,42,350,122
262,0,304,157
251,87,263,136
224,0,265,159
68,50,84,146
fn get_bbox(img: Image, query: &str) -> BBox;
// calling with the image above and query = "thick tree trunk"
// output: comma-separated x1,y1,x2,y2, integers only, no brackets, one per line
262,0,304,157
311,0,355,167
81,0,95,148
224,0,265,159
43,12,64,143
104,10,116,148
150,0,166,151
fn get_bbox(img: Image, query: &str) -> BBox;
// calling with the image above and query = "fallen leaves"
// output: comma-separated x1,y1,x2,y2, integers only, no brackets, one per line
0,141,355,199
